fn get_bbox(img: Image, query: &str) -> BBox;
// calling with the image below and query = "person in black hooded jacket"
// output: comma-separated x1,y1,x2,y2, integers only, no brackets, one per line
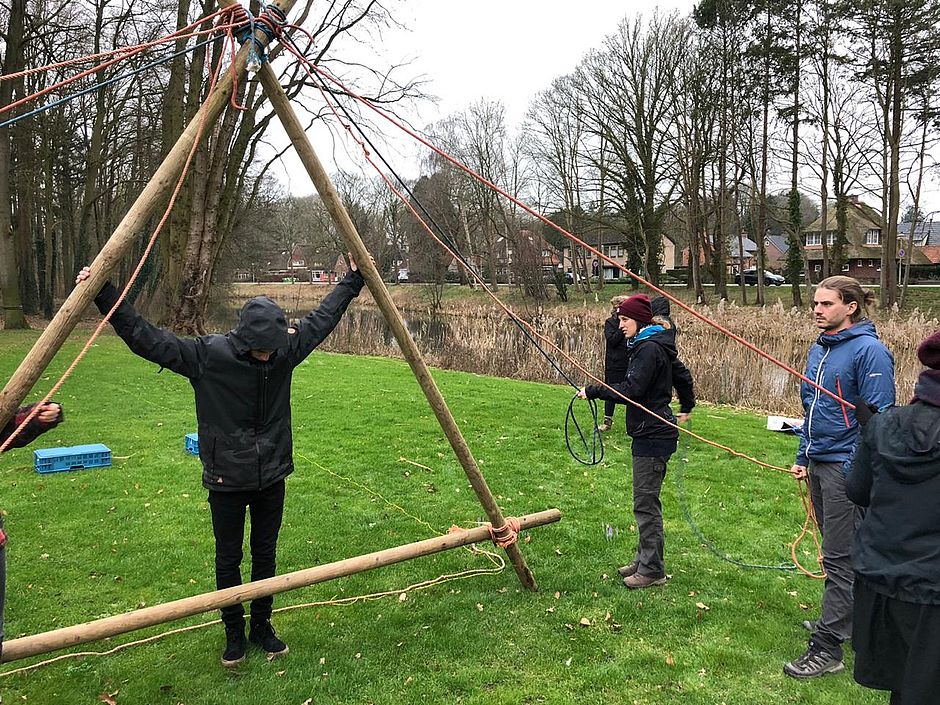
846,328,940,705
598,295,629,433
578,293,695,588
76,258,365,667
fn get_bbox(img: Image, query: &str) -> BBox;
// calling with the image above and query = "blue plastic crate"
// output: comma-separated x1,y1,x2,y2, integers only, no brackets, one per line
185,433,199,456
34,444,111,474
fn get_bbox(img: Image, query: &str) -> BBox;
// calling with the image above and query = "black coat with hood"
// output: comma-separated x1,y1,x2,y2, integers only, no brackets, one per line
846,371,940,605
585,321,695,456
94,270,364,492
603,314,629,376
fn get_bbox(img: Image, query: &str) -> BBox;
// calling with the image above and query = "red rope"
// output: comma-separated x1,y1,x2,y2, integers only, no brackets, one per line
293,49,826,574
0,6,247,117
0,23,231,454
298,57,855,414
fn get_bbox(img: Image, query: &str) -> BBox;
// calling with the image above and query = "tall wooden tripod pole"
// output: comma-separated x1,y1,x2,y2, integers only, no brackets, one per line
257,64,538,591
0,0,298,431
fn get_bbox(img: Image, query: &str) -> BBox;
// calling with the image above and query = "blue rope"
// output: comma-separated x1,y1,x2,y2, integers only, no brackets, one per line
0,36,220,130
235,4,286,72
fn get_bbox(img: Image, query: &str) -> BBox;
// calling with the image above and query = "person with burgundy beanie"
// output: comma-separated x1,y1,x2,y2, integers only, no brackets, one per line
1,401,64,660
846,329,940,705
579,293,695,588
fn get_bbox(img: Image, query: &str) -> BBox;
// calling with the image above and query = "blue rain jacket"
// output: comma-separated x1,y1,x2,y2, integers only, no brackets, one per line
796,319,895,469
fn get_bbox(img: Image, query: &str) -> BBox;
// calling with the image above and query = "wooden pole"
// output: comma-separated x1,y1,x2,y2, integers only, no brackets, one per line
0,0,299,430
257,64,540,592
1,508,560,664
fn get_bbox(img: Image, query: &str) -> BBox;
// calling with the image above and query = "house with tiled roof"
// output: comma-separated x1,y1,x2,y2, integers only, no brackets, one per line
802,197,931,284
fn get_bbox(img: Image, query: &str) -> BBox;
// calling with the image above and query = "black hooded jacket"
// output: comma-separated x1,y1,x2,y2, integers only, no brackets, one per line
585,323,695,455
94,270,364,492
847,372,940,604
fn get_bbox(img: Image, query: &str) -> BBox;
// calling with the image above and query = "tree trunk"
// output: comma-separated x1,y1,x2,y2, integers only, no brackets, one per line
0,0,29,329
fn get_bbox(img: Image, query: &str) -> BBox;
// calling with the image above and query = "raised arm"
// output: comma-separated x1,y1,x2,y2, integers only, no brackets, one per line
77,268,202,378
288,263,365,364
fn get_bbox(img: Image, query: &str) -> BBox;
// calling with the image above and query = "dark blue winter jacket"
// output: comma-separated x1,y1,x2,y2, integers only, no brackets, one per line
796,319,895,469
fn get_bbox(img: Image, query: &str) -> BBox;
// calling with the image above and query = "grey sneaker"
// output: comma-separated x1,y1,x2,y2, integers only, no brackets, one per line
802,619,819,633
597,417,613,433
617,561,639,578
783,642,844,679
622,572,667,589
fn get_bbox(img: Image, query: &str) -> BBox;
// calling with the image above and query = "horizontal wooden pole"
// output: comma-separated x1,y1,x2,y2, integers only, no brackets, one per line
1,508,560,664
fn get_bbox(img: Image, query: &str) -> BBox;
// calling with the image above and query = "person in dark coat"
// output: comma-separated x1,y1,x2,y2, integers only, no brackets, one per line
0,401,63,659
597,295,629,432
846,328,940,705
76,258,365,667
578,293,695,588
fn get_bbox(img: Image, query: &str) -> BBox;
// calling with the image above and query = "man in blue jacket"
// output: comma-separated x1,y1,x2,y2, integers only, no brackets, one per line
784,276,895,679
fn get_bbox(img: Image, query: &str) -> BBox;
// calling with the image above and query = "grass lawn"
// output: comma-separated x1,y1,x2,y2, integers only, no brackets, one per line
0,331,880,705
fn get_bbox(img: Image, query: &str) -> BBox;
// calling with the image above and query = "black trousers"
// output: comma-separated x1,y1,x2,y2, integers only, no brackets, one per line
208,480,285,629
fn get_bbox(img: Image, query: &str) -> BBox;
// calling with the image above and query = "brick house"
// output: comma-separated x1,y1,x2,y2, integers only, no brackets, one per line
802,197,931,284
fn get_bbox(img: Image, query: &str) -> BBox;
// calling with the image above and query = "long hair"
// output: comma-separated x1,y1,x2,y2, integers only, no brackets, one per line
817,276,877,323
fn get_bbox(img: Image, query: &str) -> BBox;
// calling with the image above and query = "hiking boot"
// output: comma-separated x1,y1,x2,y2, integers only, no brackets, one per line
597,417,613,433
249,620,289,658
617,561,639,578
802,619,819,633
622,572,667,589
221,624,247,667
783,641,844,679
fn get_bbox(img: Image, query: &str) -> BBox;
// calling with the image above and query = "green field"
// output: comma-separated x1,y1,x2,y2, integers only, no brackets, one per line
0,331,880,704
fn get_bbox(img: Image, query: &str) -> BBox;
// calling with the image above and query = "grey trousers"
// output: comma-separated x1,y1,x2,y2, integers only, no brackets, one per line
631,455,669,578
809,460,861,657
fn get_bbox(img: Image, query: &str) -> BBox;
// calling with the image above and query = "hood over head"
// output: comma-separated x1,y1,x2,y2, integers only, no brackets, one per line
650,296,671,318
874,401,940,485
228,296,289,355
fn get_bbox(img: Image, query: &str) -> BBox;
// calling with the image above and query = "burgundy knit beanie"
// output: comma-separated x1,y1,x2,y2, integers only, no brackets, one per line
917,329,940,370
617,294,653,325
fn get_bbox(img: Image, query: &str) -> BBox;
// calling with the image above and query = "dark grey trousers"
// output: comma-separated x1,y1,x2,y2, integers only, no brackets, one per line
809,460,861,657
631,455,669,578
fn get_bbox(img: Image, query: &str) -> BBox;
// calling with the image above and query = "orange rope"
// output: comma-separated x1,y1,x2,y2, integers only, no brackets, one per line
291,52,826,574
0,23,232,454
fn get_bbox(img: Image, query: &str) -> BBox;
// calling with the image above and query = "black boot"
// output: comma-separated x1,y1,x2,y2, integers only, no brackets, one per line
249,619,288,658
221,623,247,667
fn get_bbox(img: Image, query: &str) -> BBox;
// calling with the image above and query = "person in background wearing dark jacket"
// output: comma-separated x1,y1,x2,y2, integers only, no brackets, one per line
597,295,629,433
846,329,940,705
784,276,895,680
0,401,63,659
578,293,695,588
76,257,365,667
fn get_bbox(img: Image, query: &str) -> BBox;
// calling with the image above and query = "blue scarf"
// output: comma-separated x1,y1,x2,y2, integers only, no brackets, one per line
628,324,665,348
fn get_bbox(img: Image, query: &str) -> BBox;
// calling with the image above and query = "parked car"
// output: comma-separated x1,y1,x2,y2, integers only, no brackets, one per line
741,268,785,286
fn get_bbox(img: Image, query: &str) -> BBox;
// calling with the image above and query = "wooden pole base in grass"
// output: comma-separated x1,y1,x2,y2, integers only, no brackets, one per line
255,60,541,593
1,508,560,664
0,0,299,431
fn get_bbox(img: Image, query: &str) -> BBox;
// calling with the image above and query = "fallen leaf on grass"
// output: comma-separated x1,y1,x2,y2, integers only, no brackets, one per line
666,654,675,666
579,617,592,627
695,602,709,611
404,676,413,686
99,692,118,705
476,603,484,611
301,699,313,705
564,657,572,667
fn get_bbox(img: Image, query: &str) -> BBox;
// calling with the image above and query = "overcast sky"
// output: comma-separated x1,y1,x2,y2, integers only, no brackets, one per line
271,0,939,217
